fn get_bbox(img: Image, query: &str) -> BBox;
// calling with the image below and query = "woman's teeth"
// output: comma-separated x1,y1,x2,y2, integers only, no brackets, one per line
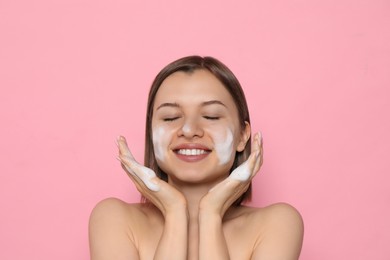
177,149,207,155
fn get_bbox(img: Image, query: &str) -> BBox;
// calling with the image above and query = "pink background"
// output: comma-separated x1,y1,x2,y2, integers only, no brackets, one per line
1,0,389,259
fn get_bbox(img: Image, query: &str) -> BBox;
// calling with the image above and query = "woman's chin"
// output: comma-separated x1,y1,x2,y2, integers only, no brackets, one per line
166,170,228,187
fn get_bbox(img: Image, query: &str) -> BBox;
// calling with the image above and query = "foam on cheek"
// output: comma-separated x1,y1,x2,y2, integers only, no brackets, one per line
229,159,251,181
152,126,167,162
213,128,234,165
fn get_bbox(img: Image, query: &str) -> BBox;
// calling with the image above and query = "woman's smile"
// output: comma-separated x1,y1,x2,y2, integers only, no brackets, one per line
172,143,211,162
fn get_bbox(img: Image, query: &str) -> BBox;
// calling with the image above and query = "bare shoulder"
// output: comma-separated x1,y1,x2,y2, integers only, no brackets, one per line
89,198,162,237
89,197,144,224
90,198,137,235
249,203,304,260
223,203,303,259
259,202,303,226
229,202,303,226
89,198,159,260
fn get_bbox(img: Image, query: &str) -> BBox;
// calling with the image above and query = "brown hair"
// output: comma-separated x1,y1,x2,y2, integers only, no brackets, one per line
144,56,252,205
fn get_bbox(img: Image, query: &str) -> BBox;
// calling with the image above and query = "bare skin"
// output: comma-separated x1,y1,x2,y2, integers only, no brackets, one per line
89,70,304,260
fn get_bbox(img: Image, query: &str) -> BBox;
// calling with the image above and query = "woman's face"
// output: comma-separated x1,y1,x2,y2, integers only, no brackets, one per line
151,69,250,185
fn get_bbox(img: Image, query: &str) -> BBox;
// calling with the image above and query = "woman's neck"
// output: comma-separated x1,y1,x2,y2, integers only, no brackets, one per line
167,178,218,222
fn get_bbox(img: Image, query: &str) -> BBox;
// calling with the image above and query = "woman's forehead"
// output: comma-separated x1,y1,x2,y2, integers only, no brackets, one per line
154,70,235,107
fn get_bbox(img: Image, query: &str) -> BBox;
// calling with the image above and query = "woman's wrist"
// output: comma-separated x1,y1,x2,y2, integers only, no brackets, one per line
164,204,189,221
198,208,223,223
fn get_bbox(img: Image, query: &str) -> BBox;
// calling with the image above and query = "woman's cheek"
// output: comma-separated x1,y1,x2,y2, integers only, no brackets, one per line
209,126,235,166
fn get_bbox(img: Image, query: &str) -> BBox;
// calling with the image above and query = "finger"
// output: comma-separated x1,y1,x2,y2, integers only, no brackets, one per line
209,178,249,213
224,182,250,206
118,155,160,192
228,153,255,182
116,135,141,173
251,132,261,154
229,134,263,182
122,163,146,191
117,136,136,160
120,164,162,206
248,132,263,175
253,134,264,173
136,166,160,192
118,155,139,180
255,153,262,170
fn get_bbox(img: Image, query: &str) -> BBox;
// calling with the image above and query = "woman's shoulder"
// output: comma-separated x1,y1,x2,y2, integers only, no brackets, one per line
90,197,161,221
89,198,163,234
239,202,303,230
89,198,163,258
239,203,304,257
226,203,303,242
254,202,302,221
230,202,301,219
90,198,140,220
222,203,303,258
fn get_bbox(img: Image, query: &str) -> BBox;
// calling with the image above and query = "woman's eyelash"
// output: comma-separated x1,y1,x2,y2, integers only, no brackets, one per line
163,117,180,122
163,116,220,121
203,116,220,120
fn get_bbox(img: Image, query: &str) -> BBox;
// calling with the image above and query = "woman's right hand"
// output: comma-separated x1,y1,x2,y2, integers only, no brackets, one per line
117,136,187,217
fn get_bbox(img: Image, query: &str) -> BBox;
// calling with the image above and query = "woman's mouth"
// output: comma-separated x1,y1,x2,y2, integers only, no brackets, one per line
172,144,211,162
176,149,208,155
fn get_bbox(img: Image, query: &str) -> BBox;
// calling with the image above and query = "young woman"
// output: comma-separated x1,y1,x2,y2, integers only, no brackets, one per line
89,56,304,260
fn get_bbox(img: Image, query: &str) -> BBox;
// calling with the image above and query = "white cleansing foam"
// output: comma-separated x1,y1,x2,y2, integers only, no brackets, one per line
213,128,235,165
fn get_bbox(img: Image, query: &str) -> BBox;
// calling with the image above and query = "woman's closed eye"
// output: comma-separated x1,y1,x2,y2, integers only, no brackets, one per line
163,116,180,122
203,115,220,120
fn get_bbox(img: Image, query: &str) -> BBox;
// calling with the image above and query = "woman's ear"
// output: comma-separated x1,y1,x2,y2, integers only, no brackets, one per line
236,121,251,152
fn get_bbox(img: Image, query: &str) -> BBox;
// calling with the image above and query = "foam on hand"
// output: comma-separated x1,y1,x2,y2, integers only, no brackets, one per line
139,166,160,191
229,160,251,182
124,160,160,191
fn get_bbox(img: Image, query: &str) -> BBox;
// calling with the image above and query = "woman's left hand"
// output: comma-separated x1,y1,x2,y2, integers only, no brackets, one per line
199,132,263,217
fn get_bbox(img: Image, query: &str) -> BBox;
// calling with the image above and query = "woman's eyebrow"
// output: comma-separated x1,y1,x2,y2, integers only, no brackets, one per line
202,100,227,108
156,102,180,110
156,100,226,110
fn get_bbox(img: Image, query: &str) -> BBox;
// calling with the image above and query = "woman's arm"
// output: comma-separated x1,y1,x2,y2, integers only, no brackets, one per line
198,210,231,259
198,133,263,259
117,136,188,260
154,207,189,260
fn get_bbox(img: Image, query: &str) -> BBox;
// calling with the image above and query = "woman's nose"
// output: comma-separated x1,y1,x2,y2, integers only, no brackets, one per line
178,119,204,138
